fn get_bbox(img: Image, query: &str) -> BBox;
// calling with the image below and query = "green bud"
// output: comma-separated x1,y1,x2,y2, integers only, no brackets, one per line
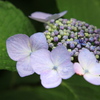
50,37,53,41
48,28,52,31
57,35,62,39
85,33,89,37
67,21,71,24
96,55,99,59
47,32,50,35
71,57,74,61
46,35,50,39
47,39,51,43
68,49,71,52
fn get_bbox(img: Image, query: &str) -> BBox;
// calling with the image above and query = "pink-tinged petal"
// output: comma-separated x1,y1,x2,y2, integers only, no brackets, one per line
6,34,31,61
40,70,62,88
29,12,52,23
78,48,97,69
84,73,100,85
90,63,100,75
47,11,67,21
16,56,34,77
58,61,75,79
51,45,71,66
31,49,53,74
30,32,48,51
74,63,84,75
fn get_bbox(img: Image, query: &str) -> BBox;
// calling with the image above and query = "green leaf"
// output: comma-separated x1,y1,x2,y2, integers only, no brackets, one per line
61,75,100,100
0,1,35,71
0,71,100,100
56,0,100,28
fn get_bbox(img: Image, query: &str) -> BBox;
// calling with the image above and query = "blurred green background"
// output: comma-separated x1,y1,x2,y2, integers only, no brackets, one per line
0,0,100,100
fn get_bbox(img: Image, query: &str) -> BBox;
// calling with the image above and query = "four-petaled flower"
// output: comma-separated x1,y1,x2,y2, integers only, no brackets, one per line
31,45,75,88
74,48,100,85
6,32,48,77
29,11,67,23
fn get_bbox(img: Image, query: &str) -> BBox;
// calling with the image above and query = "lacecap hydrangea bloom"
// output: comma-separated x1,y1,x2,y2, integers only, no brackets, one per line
74,48,100,85
6,32,48,77
31,45,75,88
29,11,100,86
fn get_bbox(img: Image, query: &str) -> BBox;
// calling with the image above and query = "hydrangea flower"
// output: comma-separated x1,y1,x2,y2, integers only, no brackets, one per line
29,11,67,23
74,48,100,85
31,45,75,88
6,32,48,77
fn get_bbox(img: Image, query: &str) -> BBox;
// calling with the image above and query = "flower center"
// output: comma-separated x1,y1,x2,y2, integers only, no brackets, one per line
53,66,57,70
84,69,89,74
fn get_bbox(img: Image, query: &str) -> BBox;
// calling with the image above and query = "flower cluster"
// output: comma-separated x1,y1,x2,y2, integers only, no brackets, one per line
6,11,100,88
6,32,74,88
43,18,100,61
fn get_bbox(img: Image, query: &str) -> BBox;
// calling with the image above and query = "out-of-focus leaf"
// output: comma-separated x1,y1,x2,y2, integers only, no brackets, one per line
56,0,100,28
1,75,100,100
0,1,35,71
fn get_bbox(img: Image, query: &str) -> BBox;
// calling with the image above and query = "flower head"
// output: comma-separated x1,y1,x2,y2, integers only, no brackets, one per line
43,18,100,61
29,11,67,23
31,45,75,88
6,33,48,77
74,48,100,85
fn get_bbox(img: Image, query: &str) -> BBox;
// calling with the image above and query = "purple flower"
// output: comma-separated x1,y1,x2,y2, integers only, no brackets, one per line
31,45,75,88
74,48,100,85
6,33,48,77
29,11,67,23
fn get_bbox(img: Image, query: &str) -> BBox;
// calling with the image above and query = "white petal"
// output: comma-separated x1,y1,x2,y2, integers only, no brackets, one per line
90,63,100,75
6,34,31,61
31,49,53,74
84,73,100,85
29,12,52,23
30,32,48,51
78,48,97,69
47,11,67,21
73,63,84,75
40,70,62,88
51,45,71,66
16,56,34,77
58,61,75,79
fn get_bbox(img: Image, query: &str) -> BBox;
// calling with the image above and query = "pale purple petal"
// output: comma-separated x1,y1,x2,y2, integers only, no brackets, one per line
84,73,100,85
73,63,84,75
6,34,31,61
29,12,52,23
29,11,67,23
90,63,100,75
58,61,75,79
50,45,71,66
31,49,53,74
40,70,62,88
16,56,34,77
30,32,48,51
78,48,97,69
